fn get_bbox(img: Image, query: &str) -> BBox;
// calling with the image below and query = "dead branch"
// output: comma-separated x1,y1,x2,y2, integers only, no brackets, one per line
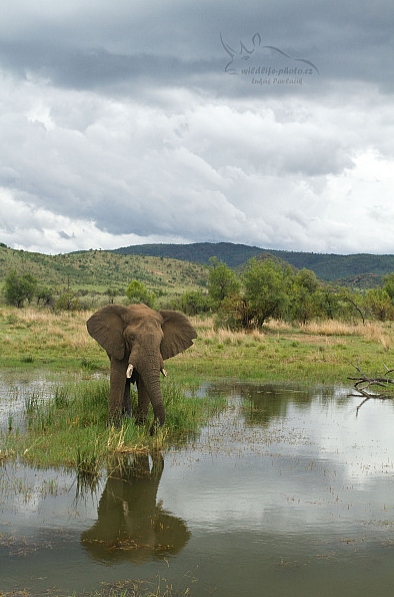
346,360,394,414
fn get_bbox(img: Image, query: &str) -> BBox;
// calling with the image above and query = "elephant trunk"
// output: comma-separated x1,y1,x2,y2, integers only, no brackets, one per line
131,350,166,432
144,367,166,428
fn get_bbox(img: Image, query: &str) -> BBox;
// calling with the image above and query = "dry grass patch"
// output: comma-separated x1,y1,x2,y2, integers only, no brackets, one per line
199,326,265,345
360,321,393,351
0,307,98,364
299,320,363,336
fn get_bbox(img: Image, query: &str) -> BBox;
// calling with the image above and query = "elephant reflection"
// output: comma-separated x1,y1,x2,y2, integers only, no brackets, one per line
81,453,190,563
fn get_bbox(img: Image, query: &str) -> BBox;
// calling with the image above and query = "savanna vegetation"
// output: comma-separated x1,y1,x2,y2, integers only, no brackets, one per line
3,245,394,597
113,241,394,285
2,244,394,475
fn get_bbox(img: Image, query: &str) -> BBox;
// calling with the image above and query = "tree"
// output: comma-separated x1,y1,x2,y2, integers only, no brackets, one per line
36,285,54,308
242,258,291,327
314,286,339,319
55,291,81,311
4,270,38,307
294,268,319,294
126,280,156,308
382,273,394,301
215,294,249,330
290,269,319,323
337,288,365,324
180,291,212,316
365,288,394,321
208,257,240,305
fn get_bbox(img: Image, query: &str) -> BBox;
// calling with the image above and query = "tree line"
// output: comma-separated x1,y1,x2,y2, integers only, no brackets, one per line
4,257,394,328
178,257,394,328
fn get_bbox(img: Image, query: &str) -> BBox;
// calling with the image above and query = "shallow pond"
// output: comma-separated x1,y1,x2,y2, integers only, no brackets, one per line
1,376,394,596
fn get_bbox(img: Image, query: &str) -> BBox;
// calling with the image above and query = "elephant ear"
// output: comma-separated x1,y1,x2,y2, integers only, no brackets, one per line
159,310,197,360
87,304,129,361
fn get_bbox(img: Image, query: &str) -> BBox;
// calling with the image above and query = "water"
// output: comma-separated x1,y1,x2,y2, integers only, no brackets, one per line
1,378,394,596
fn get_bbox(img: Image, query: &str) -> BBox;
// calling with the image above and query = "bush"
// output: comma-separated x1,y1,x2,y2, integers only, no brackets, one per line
180,290,212,315
55,291,81,311
126,280,156,308
215,294,249,330
364,288,394,321
4,270,38,307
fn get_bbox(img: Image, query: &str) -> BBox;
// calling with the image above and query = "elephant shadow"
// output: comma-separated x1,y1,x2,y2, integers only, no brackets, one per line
81,453,191,563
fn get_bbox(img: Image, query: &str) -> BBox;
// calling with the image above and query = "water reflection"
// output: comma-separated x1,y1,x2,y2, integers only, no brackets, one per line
1,376,394,597
81,453,191,563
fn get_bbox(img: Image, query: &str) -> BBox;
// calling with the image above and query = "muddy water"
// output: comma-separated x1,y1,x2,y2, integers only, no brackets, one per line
1,378,394,596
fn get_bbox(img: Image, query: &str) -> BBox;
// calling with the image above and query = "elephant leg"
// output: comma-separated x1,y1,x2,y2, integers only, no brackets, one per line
109,358,127,426
122,377,132,417
134,375,150,425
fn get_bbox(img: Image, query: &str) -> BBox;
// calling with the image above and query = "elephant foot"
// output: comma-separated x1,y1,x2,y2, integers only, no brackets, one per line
108,416,122,428
134,414,147,426
108,407,125,428
149,419,163,436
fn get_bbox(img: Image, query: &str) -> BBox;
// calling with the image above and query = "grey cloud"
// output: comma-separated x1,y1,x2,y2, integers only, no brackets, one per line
1,0,394,255
0,1,393,95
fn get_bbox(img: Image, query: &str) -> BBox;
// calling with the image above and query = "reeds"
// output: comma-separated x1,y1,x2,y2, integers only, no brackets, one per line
2,377,226,471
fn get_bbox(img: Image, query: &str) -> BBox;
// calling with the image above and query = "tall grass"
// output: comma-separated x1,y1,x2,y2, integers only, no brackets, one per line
1,377,226,472
2,305,394,375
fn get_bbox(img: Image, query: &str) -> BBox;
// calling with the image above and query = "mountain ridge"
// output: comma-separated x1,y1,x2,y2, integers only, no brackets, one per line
112,242,394,286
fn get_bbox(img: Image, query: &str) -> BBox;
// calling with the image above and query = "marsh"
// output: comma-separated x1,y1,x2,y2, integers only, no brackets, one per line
1,376,394,596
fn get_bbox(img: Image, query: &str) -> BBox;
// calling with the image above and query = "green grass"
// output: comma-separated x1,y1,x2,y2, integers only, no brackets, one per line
2,307,394,382
1,378,226,471
2,306,394,471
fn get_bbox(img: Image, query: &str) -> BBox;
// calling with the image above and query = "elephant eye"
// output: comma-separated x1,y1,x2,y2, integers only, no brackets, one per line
124,330,135,345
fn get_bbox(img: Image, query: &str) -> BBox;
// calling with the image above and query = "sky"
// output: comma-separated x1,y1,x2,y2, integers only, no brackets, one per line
0,0,393,256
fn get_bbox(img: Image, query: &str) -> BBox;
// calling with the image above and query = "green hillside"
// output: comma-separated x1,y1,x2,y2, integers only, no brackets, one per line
113,242,394,287
0,245,208,295
114,242,261,268
2,242,394,293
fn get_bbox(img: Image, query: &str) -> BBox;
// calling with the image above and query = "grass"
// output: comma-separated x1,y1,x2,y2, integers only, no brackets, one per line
2,306,394,471
185,315,394,385
1,377,225,472
0,576,192,597
2,306,394,380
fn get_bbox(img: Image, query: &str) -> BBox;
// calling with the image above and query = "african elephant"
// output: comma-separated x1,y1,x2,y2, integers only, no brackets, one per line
81,453,191,563
86,303,197,431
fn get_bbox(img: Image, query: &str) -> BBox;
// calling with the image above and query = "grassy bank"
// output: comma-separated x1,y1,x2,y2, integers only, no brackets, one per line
1,306,394,381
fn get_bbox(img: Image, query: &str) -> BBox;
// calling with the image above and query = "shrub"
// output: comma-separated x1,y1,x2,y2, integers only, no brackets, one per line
4,270,38,308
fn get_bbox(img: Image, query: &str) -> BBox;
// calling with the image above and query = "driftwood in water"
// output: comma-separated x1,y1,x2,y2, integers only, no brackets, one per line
347,361,394,414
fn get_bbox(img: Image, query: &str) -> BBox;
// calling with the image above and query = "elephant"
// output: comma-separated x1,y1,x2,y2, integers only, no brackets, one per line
81,453,191,563
86,303,197,431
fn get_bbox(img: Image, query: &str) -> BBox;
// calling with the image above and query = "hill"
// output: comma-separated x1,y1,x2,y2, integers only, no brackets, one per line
0,245,208,295
113,242,262,268
113,242,394,287
1,242,394,293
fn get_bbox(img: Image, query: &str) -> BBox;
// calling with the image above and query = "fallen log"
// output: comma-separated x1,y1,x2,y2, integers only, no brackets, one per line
347,361,394,414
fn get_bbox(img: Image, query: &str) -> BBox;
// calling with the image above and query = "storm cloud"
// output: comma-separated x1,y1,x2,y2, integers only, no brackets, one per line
0,0,393,254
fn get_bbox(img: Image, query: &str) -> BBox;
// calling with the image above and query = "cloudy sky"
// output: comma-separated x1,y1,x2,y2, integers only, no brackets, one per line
0,0,393,255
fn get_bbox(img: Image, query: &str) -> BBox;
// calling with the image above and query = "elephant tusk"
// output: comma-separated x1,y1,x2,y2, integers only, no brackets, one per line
161,368,168,377
126,364,134,378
